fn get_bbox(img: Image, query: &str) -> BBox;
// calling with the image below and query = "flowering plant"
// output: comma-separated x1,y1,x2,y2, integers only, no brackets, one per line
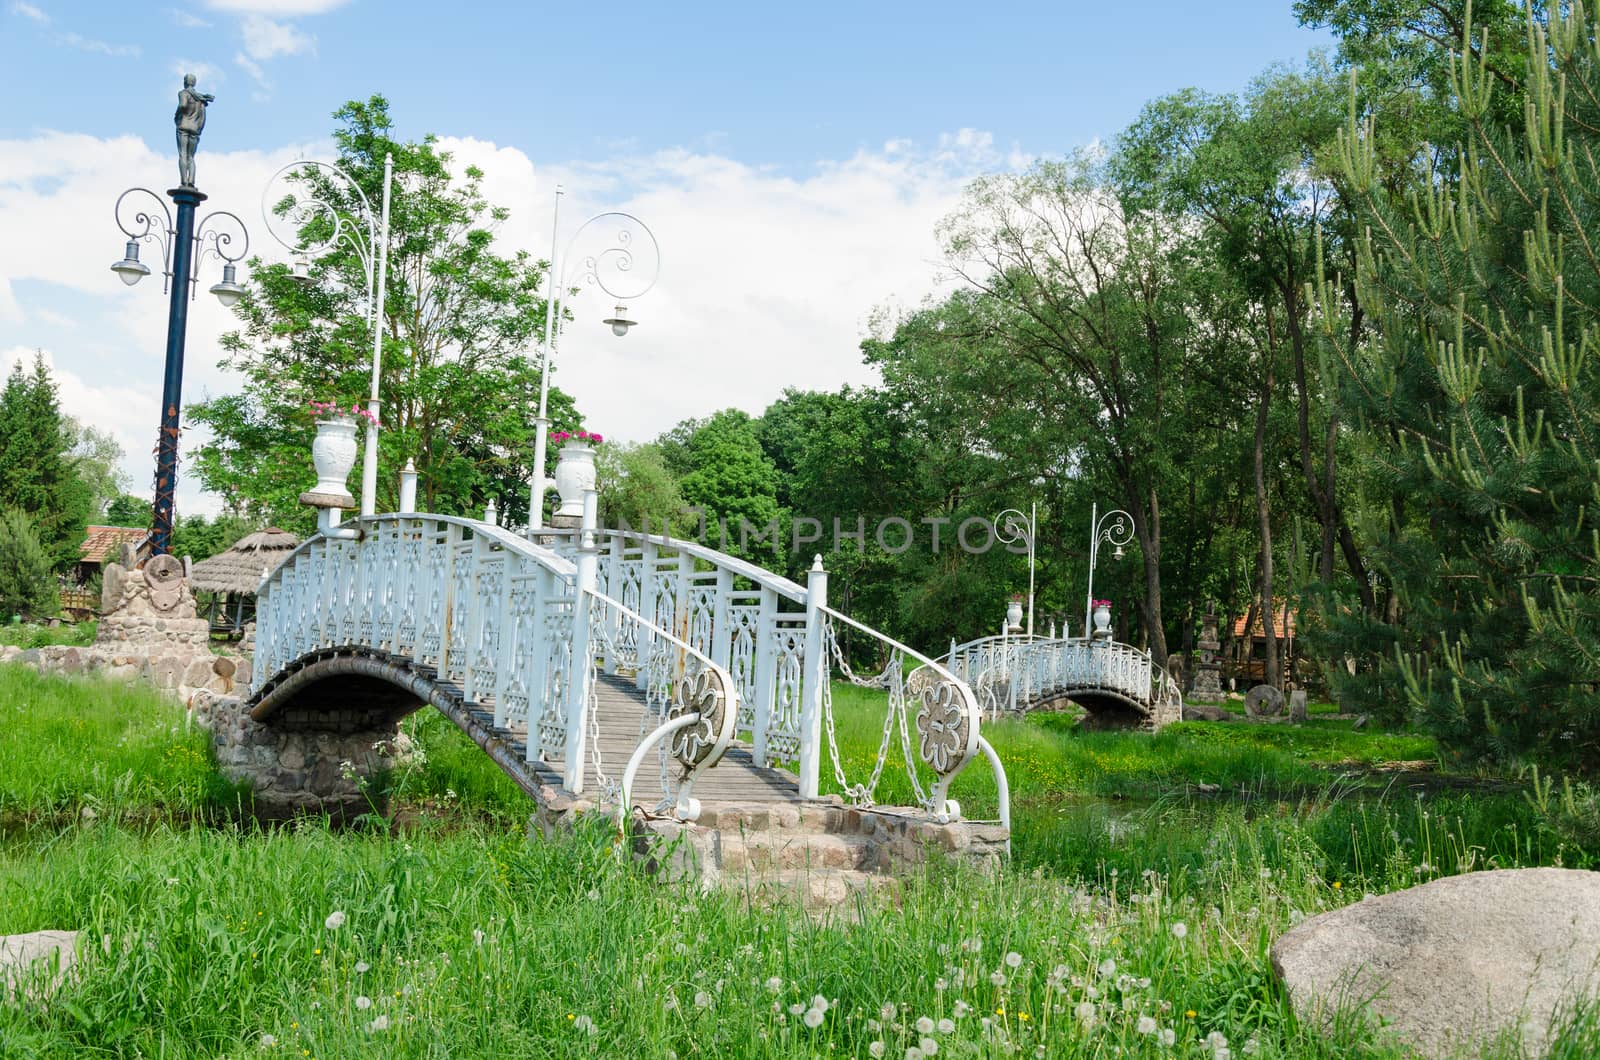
551,429,604,445
1009,593,1024,603
1092,599,1112,609
309,400,379,428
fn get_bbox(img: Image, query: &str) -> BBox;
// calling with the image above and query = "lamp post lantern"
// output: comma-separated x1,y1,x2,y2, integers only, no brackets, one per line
109,75,248,557
260,153,394,516
994,503,1038,637
527,189,661,531
1084,502,1135,639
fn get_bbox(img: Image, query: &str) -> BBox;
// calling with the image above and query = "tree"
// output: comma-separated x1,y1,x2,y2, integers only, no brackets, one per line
667,410,780,561
0,509,58,620
105,494,153,528
0,353,92,568
1327,5,1600,770
64,419,127,518
871,154,1222,664
190,95,580,530
596,443,688,535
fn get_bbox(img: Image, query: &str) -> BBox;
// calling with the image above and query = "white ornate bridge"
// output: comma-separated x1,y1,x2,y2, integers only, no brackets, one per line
933,633,1183,729
248,503,1010,833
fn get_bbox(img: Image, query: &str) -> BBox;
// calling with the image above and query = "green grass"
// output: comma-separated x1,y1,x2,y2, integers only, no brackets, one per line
0,666,1595,1057
0,621,96,650
0,666,237,827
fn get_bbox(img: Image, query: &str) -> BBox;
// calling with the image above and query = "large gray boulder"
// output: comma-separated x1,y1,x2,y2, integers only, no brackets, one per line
1271,868,1600,1058
0,930,77,999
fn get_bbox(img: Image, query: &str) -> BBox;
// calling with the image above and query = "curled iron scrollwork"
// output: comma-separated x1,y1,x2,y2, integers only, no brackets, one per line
668,664,729,769
914,678,972,776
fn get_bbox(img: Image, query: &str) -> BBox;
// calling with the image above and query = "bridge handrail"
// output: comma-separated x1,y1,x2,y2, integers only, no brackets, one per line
819,603,988,823
583,585,740,822
256,513,577,594
592,528,807,602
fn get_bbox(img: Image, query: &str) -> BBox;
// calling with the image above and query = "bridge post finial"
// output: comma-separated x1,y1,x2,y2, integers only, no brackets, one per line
398,460,417,513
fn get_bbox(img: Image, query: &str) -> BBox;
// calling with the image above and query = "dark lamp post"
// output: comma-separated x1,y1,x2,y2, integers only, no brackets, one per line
108,75,248,557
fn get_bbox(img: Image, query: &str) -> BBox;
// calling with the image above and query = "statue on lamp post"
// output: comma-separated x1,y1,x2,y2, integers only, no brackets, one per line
174,73,213,188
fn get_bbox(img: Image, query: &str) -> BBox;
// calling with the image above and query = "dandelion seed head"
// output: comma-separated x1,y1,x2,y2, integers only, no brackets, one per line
324,911,346,930
803,1008,825,1029
355,995,371,1010
1171,921,1188,939
1137,1015,1158,1034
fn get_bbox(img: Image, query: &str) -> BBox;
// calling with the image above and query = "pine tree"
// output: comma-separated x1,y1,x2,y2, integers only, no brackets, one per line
0,509,58,620
1323,6,1600,772
0,354,91,568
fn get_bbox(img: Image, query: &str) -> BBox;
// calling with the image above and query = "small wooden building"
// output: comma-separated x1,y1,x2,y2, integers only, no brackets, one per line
188,528,299,637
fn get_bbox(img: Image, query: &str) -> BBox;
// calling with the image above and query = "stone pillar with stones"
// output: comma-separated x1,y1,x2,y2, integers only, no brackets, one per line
1191,613,1225,702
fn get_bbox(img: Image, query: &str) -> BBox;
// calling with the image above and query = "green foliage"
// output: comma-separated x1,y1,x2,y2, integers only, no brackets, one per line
671,409,781,560
595,442,688,535
103,493,153,528
188,95,580,530
63,418,128,518
0,619,95,649
0,353,92,568
170,511,259,563
0,509,58,620
1324,6,1600,772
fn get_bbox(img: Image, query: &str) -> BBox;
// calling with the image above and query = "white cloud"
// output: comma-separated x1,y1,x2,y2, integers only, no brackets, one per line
57,31,140,57
173,59,225,87
240,14,313,60
9,2,47,23
0,130,326,518
168,7,211,27
0,125,1031,516
234,51,269,93
205,0,348,12
437,133,1020,444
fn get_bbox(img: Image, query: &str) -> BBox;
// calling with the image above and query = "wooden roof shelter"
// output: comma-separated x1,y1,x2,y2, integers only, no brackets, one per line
189,528,300,596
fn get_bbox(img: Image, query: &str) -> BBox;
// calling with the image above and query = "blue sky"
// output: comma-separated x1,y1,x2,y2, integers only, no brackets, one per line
4,2,1329,176
0,1,1331,517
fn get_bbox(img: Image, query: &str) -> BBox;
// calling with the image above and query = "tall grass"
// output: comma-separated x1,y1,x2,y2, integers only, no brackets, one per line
0,667,236,826
0,667,1594,1056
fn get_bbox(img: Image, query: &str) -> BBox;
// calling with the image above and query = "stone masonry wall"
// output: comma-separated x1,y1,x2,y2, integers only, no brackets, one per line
194,691,409,820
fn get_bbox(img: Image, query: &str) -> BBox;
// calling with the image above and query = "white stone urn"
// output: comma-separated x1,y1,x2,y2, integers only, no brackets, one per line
1006,599,1024,632
553,441,597,518
310,416,359,500
1092,602,1112,638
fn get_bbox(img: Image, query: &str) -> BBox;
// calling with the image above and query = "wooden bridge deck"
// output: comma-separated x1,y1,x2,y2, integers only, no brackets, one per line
471,674,802,808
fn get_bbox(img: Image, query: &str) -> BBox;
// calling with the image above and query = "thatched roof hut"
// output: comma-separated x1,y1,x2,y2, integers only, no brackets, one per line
189,528,300,596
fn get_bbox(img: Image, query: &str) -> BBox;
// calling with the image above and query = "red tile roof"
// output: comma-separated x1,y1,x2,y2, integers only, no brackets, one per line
1233,605,1298,640
79,525,148,564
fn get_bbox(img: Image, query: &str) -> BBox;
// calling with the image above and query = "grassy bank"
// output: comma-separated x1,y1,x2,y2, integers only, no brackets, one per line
1,666,1595,1056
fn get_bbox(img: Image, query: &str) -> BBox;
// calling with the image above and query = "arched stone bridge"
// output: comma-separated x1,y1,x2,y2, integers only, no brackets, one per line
233,510,1011,843
931,634,1183,729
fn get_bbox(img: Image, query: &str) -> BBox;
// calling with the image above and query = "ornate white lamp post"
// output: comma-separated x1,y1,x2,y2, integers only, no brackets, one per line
260,154,394,517
994,503,1038,637
1084,502,1134,640
528,186,661,531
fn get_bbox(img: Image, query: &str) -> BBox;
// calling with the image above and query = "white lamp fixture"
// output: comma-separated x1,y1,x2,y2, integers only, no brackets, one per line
601,304,637,337
208,262,246,307
111,240,151,285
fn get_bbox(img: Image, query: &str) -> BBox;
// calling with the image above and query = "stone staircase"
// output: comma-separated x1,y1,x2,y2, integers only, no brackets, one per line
632,798,1008,914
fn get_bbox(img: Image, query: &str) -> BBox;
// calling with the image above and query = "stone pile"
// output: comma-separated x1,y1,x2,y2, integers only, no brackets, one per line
1,556,249,706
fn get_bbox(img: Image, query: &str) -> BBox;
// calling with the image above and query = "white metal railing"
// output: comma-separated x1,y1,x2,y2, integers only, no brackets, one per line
255,510,1008,825
937,633,1182,724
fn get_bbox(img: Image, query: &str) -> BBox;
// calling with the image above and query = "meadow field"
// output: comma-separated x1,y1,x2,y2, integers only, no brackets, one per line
1,665,1596,1058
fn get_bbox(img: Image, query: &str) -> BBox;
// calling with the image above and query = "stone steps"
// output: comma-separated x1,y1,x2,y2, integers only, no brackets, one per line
631,797,1007,918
